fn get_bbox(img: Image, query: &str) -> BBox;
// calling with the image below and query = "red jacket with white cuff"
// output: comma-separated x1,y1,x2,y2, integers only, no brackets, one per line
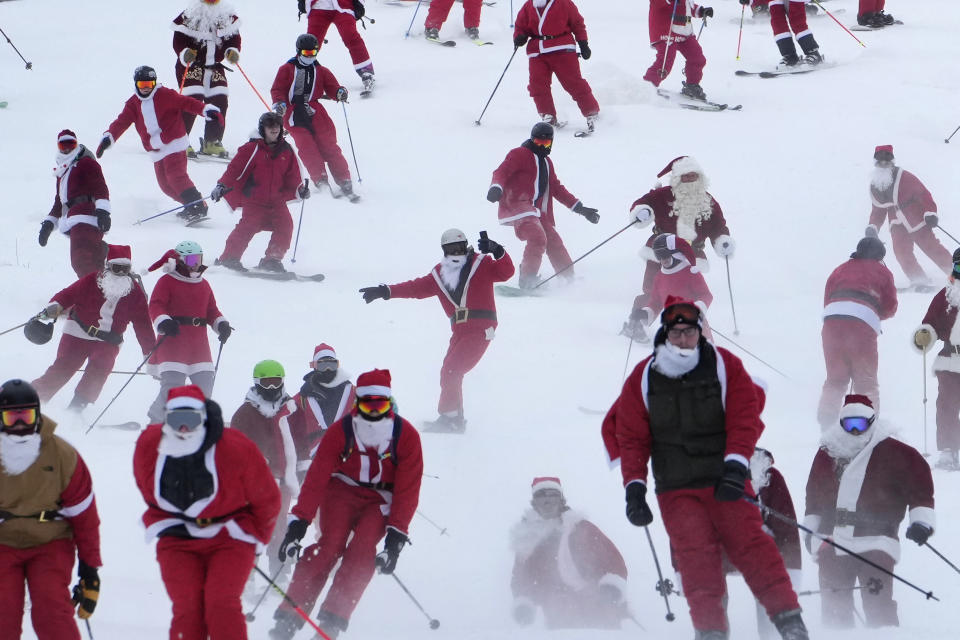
915,286,960,375
490,146,580,226
514,0,587,59
46,148,110,235
104,86,208,161
868,168,937,235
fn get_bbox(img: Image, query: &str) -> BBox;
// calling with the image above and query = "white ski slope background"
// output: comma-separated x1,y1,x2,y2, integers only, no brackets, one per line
1,0,958,638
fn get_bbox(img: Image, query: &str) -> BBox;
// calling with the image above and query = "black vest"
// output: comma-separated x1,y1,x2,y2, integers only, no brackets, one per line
646,345,727,493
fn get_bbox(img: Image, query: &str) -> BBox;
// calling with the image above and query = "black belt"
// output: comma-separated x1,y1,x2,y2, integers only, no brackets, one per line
0,509,62,522
70,311,123,346
835,508,886,529
451,309,497,325
673,16,692,26
65,195,93,207
167,509,241,528
829,289,881,312
535,31,571,41
355,480,395,491
172,316,207,327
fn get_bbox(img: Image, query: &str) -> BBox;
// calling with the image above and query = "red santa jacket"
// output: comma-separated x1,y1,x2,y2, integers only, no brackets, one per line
220,138,303,212
387,251,515,331
172,8,241,98
805,433,935,563
631,186,729,266
752,456,802,571
634,260,712,319
45,148,110,235
306,0,363,18
51,272,155,354
148,269,227,374
822,258,897,335
270,59,341,130
868,168,937,234
133,422,280,547
917,285,960,375
229,388,291,480
292,413,423,536
104,86,206,161
514,0,587,58
648,0,704,44
490,145,580,226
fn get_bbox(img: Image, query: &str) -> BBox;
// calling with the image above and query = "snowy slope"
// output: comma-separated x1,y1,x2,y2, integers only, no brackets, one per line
0,0,958,638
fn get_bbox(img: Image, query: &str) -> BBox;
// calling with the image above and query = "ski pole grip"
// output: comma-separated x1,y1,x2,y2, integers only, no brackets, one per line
480,231,488,240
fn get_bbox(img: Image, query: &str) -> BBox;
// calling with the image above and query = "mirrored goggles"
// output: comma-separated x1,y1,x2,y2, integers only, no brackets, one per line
442,242,468,256
313,358,338,372
165,408,205,431
136,80,156,91
1,407,38,428
357,396,392,418
299,48,319,57
532,137,552,148
57,139,78,154
840,416,874,434
663,304,700,327
108,263,131,275
181,254,203,268
953,262,960,278
256,377,284,390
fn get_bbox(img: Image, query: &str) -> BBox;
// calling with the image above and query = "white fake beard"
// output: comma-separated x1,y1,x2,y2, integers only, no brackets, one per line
820,425,873,460
945,280,960,311
98,271,133,299
52,148,80,178
652,342,700,378
353,413,393,450
870,166,895,191
0,432,42,476
160,424,207,457
439,256,466,291
509,508,561,558
182,1,237,38
670,179,713,228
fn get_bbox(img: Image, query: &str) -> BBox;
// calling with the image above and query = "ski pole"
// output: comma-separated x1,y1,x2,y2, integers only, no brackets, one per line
291,180,310,263
134,196,212,225
415,510,450,536
922,347,929,456
935,224,960,245
210,339,227,394
475,46,520,126
178,61,192,94
510,0,515,28
82,619,95,640
946,123,960,144
621,336,634,382
535,220,639,288
660,0,682,79
735,4,745,60
809,0,866,47
235,62,273,111
0,26,32,69
724,255,740,336
797,578,882,597
696,17,707,41
743,496,938,601
712,327,790,379
644,527,676,622
252,565,332,639
245,561,287,621
77,369,149,376
85,337,165,434
339,101,363,183
404,0,425,38
0,319,30,337
925,542,960,576
388,573,441,630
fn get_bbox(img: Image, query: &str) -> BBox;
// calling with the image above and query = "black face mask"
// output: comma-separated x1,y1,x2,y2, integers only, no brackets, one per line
310,369,337,385
256,384,284,402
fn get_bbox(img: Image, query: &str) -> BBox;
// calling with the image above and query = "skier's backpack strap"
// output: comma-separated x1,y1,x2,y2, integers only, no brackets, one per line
339,414,402,463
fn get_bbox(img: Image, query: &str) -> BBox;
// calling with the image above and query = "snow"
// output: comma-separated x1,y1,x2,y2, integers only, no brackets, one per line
1,0,958,638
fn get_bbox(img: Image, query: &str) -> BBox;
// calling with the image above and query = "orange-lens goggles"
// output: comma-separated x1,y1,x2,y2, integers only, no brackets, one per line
532,137,552,147
136,80,156,90
300,49,319,57
58,139,78,153
663,304,699,326
357,396,392,417
1,407,37,428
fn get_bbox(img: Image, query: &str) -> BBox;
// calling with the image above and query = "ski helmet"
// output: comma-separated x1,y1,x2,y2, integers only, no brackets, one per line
258,112,284,139
851,237,885,261
253,359,285,380
296,33,320,53
175,240,203,257
0,379,41,434
134,66,157,84
23,318,54,345
440,228,467,247
530,122,554,141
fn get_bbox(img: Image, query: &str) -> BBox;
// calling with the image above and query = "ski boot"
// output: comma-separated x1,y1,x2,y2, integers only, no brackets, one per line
620,320,649,344
518,272,543,290
214,258,248,272
425,27,440,41
177,187,208,223
751,4,768,18
422,413,467,434
539,113,560,127
776,38,800,68
338,180,361,203
202,138,229,159
314,610,348,639
186,144,198,159
67,396,90,413
801,49,823,65
771,609,809,640
936,449,960,471
466,26,480,40
361,71,375,94
681,82,706,101
878,10,896,25
584,113,598,134
268,610,301,640
257,257,286,273
798,34,822,65
857,12,877,26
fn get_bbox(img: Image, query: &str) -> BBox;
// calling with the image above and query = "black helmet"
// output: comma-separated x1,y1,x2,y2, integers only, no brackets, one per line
652,234,672,261
258,112,284,138
134,65,157,83
24,318,54,345
953,247,960,265
851,237,886,261
0,379,41,434
296,33,320,53
530,122,554,141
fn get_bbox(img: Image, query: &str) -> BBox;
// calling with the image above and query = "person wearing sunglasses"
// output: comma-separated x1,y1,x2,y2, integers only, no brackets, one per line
299,0,376,96
805,394,935,629
39,129,113,278
487,122,598,290
270,34,358,202
866,145,953,293
27,245,155,412
145,241,233,424
96,65,223,224
0,379,103,640
602,295,809,640
134,384,280,640
172,0,242,159
272,369,423,640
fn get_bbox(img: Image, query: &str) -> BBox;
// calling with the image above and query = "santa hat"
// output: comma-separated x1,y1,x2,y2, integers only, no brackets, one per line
874,145,894,159
839,394,875,421
57,129,77,144
166,384,206,411
531,476,563,496
312,343,337,363
655,234,698,271
661,295,704,329
356,369,392,398
148,249,180,273
657,155,702,179
106,244,131,265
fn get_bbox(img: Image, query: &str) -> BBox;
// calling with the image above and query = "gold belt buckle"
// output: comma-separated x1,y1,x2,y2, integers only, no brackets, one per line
195,517,213,527
86,326,99,337
454,309,468,324
191,318,203,327
38,510,51,522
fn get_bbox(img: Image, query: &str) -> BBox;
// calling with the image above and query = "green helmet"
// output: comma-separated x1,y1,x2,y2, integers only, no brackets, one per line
253,359,285,380
175,240,203,257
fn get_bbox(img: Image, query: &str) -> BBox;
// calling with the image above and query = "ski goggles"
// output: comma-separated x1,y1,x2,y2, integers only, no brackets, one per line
953,262,960,278
662,304,700,328
442,242,468,256
299,48,319,57
57,139,78,154
165,408,205,431
256,377,284,390
312,358,338,372
181,254,202,268
873,150,894,163
1,407,38,428
840,416,874,434
135,80,156,91
532,137,552,148
107,263,131,275
356,396,392,418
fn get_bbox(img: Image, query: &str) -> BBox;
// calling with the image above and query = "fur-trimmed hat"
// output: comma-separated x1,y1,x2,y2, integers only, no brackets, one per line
661,295,704,330
356,369,391,398
148,249,180,273
106,244,131,265
874,145,894,159
839,394,875,421
57,129,77,144
312,343,337,362
166,384,206,411
531,476,563,496
657,155,702,179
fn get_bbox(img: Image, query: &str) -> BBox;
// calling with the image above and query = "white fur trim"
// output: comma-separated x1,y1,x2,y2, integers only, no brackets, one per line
152,314,173,332
531,479,563,495
803,513,822,532
823,301,882,334
631,204,654,227
695,257,709,273
94,198,111,213
724,453,749,468
671,156,702,177
313,349,337,363
625,478,646,488
58,491,94,517
839,401,875,420
912,323,938,354
167,396,205,410
909,506,935,530
713,234,735,257
178,48,195,67
356,384,391,397
598,572,627,596
694,300,708,316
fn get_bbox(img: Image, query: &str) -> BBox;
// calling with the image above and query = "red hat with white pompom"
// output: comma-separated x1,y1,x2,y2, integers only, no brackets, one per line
840,394,875,420
657,155,703,179
312,343,337,363
106,244,131,265
356,369,392,398
531,476,563,496
166,384,206,411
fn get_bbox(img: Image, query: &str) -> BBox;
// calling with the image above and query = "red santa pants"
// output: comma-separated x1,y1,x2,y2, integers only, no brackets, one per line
287,110,351,185
219,203,294,262
527,52,600,119
154,152,198,203
67,223,106,279
32,334,121,404
425,0,482,30
156,534,256,640
438,324,492,415
658,487,798,632
282,480,386,622
769,0,810,39
0,538,80,640
642,37,706,87
817,317,879,427
513,216,574,280
890,224,953,283
181,94,229,143
858,0,886,17
309,10,373,73
818,548,897,628
935,371,960,451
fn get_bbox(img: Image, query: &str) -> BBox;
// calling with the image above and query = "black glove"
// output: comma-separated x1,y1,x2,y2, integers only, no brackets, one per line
625,482,653,527
72,561,100,619
699,6,714,18
298,182,311,199
279,518,309,562
375,527,408,575
38,220,54,247
360,285,390,303
598,583,623,604
925,213,939,228
739,0,750,5
353,0,365,20
217,321,233,344
905,522,933,546
486,185,503,203
298,0,307,15
514,34,529,48
578,40,591,60
864,225,879,238
714,460,749,502
336,87,349,102
95,209,111,233
158,318,180,337
210,183,228,203
477,233,505,259
573,202,600,224
95,135,111,158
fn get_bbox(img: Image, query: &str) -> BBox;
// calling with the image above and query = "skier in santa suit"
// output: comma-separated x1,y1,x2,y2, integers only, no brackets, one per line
39,129,112,278
510,477,630,630
629,155,733,295
513,0,599,133
299,0,376,94
270,34,358,201
359,229,514,431
487,122,598,289
601,297,808,640
424,0,484,42
134,385,280,640
172,0,242,158
270,370,423,640
29,245,156,411
0,379,102,640
97,65,222,223
804,394,935,628
211,112,310,273
856,0,897,28
816,236,897,428
642,0,713,101
912,249,960,470
145,241,233,423
866,145,952,290
621,233,713,344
